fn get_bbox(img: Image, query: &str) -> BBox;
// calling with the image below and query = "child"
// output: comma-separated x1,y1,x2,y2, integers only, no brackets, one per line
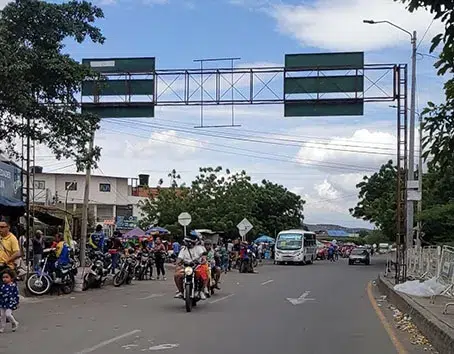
0,268,19,333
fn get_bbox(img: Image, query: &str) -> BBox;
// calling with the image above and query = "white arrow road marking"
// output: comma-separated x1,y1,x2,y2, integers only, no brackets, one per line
145,344,180,351
75,329,142,354
209,294,235,304
286,291,316,305
261,279,274,286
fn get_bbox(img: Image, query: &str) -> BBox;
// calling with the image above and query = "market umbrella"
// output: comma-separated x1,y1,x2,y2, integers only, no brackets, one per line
124,227,145,238
254,235,275,244
145,226,170,235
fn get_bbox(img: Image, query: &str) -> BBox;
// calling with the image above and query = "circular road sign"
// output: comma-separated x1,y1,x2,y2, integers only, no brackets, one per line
178,212,192,226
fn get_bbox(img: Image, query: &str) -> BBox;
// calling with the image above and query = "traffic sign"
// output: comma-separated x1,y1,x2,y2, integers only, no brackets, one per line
178,212,192,226
237,218,253,238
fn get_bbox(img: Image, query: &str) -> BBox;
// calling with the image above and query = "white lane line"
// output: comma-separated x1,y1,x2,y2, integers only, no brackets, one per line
138,293,166,300
261,279,274,286
74,329,142,354
209,294,235,304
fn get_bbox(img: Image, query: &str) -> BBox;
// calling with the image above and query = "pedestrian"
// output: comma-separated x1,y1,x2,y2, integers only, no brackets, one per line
153,237,166,280
0,268,19,333
0,219,21,277
32,230,44,268
109,232,123,274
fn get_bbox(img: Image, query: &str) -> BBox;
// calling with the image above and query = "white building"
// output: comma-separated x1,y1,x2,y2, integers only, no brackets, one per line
31,170,147,224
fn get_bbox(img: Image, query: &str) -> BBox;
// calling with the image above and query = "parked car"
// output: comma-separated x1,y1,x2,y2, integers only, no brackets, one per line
348,248,370,265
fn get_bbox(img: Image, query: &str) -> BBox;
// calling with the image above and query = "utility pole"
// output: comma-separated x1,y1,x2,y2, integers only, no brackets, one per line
363,21,417,250
80,134,93,268
416,113,423,247
407,30,417,250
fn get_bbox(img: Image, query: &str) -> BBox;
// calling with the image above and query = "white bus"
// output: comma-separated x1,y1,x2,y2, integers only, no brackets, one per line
274,230,317,265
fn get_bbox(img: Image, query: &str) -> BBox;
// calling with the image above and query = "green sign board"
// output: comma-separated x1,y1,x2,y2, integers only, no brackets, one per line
81,57,155,118
284,52,364,117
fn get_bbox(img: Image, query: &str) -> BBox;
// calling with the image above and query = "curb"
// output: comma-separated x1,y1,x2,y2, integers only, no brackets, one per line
377,274,454,354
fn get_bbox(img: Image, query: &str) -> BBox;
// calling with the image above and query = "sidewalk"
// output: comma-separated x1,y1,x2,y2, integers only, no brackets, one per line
378,274,454,354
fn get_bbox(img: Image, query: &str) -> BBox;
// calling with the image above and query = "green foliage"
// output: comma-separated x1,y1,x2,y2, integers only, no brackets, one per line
364,230,390,246
0,0,105,169
349,161,397,241
139,167,305,241
358,229,369,238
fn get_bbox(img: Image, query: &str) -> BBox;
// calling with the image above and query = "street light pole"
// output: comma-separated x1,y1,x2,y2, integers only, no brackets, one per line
363,20,417,249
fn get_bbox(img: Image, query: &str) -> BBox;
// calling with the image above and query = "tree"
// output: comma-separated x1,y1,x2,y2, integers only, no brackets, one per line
349,161,397,240
139,167,305,240
0,0,105,169
397,1,454,172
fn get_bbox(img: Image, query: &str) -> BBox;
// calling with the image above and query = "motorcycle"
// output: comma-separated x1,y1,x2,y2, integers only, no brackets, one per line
182,261,201,312
135,250,154,281
26,248,77,296
239,249,254,273
83,251,112,290
113,253,136,287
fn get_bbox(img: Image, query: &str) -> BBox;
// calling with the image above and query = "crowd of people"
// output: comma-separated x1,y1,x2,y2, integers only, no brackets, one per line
0,217,277,332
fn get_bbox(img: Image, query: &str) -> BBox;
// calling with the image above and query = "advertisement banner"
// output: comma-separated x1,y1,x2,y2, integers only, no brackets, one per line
116,215,138,230
0,161,22,201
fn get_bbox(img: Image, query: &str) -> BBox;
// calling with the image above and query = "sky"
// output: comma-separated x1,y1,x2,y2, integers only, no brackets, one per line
3,0,447,228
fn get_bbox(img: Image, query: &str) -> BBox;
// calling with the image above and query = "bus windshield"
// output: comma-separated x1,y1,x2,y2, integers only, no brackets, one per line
276,234,303,250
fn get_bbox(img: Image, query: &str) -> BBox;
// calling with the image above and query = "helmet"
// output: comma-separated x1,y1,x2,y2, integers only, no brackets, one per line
184,233,199,248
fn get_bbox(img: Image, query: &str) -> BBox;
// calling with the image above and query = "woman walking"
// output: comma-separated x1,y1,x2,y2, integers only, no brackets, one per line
153,237,166,280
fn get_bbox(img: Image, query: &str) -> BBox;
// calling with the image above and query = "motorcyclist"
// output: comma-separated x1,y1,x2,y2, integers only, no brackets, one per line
204,240,221,290
53,233,71,283
173,235,208,300
88,225,106,252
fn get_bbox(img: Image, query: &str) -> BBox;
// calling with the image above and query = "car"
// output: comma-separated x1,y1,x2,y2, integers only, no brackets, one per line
348,248,370,265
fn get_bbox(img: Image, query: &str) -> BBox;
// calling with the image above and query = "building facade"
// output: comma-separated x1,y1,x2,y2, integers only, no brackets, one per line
31,171,147,226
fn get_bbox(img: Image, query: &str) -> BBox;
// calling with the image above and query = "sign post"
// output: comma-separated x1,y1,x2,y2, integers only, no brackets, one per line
237,218,253,241
178,212,192,237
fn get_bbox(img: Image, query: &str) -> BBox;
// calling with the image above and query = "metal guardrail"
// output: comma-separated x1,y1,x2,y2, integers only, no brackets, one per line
405,245,454,313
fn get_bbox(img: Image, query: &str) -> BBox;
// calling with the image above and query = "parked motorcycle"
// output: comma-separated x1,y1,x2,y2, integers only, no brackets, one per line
83,251,112,290
182,261,201,312
135,250,154,281
26,248,77,296
113,253,136,287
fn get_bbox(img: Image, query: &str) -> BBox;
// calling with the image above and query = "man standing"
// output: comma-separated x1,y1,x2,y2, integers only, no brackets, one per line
0,220,21,275
32,230,44,268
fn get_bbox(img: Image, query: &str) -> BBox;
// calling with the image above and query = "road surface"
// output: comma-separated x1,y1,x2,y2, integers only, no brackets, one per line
2,258,415,354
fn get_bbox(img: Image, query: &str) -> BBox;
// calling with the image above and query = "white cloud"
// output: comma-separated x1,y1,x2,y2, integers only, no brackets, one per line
0,1,10,9
296,128,396,170
314,179,339,199
124,129,202,160
268,0,443,51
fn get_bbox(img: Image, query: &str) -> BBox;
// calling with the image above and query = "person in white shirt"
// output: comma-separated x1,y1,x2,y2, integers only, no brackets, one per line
173,236,208,299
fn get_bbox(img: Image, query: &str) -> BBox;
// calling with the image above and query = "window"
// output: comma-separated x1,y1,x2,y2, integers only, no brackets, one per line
65,182,77,191
99,183,111,192
34,180,45,190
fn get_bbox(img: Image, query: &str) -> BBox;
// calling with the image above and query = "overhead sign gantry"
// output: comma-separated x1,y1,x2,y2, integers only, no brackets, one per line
80,52,409,282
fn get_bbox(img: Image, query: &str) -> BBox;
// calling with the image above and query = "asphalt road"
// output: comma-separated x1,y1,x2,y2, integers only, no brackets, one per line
2,257,404,354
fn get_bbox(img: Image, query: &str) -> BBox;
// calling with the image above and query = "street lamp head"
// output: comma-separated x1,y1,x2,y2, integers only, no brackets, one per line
363,20,376,24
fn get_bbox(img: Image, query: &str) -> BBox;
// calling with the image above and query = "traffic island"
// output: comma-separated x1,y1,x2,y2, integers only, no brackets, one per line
377,274,454,354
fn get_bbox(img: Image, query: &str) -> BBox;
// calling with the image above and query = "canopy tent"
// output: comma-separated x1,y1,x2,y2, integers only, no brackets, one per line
124,227,145,238
0,195,25,217
254,235,275,244
145,226,170,235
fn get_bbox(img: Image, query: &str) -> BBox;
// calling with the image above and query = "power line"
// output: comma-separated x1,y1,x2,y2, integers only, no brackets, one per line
109,117,400,151
106,118,402,157
417,19,435,50
102,125,377,173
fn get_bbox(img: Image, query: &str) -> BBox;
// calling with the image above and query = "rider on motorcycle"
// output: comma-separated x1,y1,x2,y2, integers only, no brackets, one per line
204,240,221,290
173,235,208,300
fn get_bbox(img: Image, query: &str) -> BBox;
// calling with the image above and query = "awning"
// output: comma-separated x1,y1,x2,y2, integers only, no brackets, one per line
0,196,25,217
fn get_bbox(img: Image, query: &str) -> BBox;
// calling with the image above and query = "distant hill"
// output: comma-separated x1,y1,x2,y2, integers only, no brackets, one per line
304,223,372,234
